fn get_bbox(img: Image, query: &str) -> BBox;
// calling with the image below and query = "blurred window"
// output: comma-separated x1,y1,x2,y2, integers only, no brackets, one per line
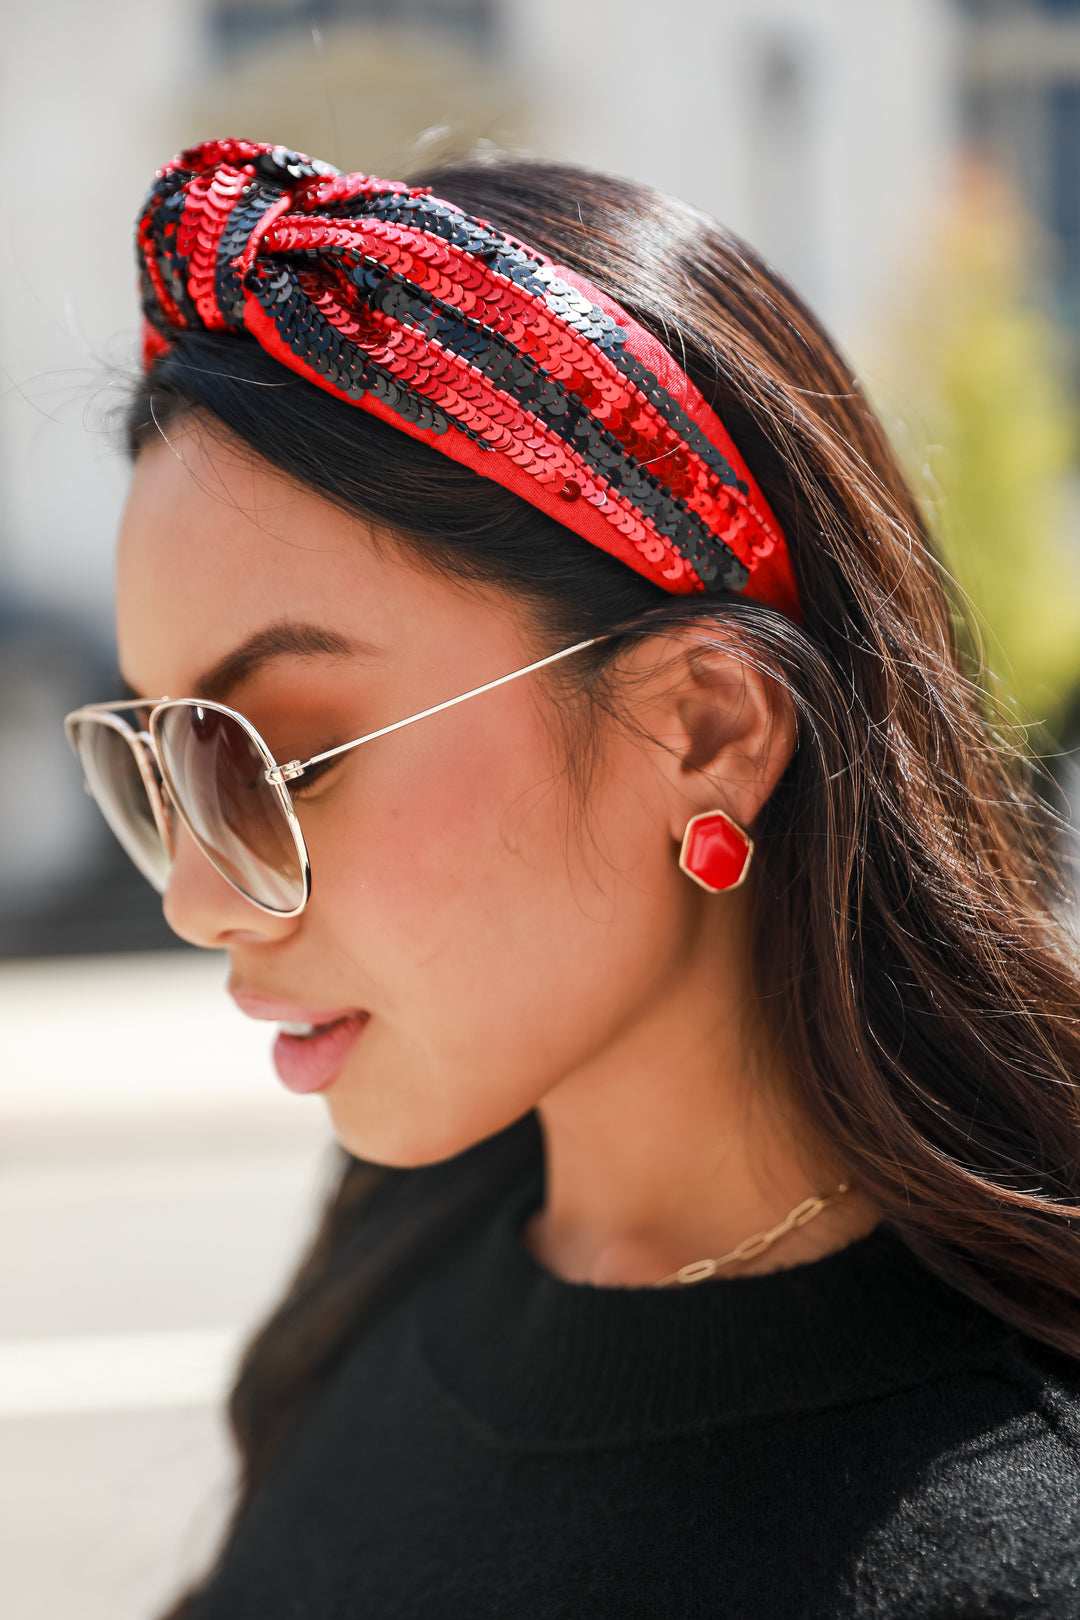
963,0,1080,329
749,36,820,309
1051,84,1080,325
960,2,1080,16
210,0,496,61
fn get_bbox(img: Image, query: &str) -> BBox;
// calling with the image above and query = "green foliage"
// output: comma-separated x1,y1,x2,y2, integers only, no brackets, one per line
876,164,1080,733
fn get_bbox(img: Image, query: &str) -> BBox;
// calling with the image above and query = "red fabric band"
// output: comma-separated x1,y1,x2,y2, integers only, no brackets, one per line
136,139,800,619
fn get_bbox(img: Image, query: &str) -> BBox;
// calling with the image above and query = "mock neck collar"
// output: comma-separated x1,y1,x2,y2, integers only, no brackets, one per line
417,1170,1013,1448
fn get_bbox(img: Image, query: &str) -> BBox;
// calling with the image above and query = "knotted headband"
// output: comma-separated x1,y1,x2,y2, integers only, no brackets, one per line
137,139,800,617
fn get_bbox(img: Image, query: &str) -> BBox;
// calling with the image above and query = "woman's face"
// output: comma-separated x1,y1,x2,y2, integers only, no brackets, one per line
116,421,727,1166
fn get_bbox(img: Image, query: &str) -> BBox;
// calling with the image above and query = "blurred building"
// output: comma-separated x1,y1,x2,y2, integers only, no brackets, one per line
0,0,1075,953
962,0,1080,329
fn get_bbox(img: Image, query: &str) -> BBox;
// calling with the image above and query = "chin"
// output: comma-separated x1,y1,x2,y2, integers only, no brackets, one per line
323,1085,530,1171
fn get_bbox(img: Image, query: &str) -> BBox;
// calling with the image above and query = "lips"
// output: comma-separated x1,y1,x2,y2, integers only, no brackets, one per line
230,990,369,1094
272,1013,369,1093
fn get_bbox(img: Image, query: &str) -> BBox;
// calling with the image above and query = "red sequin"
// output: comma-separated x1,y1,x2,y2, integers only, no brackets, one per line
135,140,801,617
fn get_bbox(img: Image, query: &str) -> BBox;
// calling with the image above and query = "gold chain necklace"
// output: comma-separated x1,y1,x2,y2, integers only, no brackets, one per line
657,1182,851,1287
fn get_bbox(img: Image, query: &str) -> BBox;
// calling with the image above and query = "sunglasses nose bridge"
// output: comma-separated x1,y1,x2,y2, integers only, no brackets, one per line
120,721,174,858
66,710,175,894
137,726,163,777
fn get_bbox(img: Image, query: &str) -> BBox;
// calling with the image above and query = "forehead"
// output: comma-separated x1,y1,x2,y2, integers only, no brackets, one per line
115,422,510,696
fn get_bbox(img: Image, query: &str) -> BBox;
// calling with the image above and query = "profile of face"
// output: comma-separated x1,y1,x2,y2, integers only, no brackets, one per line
116,419,796,1169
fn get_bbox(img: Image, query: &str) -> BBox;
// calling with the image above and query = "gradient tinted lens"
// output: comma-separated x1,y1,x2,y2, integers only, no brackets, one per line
70,718,171,893
153,704,306,914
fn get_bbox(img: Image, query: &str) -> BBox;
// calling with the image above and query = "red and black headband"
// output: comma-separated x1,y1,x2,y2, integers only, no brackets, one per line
137,139,800,618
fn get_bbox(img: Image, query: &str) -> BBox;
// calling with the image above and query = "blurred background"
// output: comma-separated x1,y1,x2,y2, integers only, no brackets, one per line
2,1,1080,1616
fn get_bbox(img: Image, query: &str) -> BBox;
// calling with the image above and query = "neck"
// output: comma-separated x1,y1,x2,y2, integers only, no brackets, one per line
526,923,877,1287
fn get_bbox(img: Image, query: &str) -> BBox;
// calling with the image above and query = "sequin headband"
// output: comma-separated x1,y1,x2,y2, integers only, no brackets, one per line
137,139,799,616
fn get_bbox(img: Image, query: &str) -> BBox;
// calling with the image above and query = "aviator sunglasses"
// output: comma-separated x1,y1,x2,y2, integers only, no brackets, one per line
65,637,603,918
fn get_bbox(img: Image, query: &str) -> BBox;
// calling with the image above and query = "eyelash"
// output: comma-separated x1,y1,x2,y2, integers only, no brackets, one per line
286,755,342,799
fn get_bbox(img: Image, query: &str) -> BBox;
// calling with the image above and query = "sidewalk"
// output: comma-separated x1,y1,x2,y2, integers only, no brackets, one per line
0,951,334,1620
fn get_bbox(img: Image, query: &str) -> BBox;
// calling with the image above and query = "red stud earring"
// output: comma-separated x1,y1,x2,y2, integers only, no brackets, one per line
678,810,754,894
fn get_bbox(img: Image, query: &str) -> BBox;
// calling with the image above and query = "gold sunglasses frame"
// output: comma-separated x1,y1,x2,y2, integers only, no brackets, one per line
64,635,604,919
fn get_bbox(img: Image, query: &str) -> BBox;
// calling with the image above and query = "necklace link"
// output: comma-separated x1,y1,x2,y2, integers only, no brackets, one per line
658,1182,851,1288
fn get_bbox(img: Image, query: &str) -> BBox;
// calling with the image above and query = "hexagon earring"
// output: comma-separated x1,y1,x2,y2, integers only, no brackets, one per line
678,810,754,894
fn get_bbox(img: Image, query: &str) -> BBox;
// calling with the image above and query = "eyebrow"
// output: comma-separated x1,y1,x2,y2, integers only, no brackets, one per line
192,620,375,703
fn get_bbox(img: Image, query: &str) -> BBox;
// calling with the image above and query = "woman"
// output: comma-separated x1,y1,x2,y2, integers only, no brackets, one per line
68,140,1080,1617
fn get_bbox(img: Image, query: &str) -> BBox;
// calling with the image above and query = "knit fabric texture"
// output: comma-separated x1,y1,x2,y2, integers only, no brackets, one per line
189,1141,1080,1619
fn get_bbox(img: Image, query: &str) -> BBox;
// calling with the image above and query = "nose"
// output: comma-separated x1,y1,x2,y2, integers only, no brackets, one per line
162,821,299,949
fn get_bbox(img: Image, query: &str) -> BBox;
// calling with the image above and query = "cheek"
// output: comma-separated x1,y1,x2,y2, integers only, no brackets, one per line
300,711,691,1156
311,712,587,960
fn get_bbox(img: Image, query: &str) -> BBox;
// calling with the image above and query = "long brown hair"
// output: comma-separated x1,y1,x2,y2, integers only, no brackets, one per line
132,158,1080,1614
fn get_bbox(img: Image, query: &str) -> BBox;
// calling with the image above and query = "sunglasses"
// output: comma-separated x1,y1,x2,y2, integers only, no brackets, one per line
65,637,603,918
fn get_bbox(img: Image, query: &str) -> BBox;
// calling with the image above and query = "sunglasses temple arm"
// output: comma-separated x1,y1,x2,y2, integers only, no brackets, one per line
267,636,607,787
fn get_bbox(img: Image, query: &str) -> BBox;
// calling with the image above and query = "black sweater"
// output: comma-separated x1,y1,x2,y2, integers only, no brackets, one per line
190,1134,1080,1619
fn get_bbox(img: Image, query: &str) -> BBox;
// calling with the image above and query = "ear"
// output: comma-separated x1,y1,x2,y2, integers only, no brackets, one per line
628,627,798,842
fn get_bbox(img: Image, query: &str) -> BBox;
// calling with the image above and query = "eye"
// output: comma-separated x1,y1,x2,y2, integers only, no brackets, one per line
287,754,344,800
